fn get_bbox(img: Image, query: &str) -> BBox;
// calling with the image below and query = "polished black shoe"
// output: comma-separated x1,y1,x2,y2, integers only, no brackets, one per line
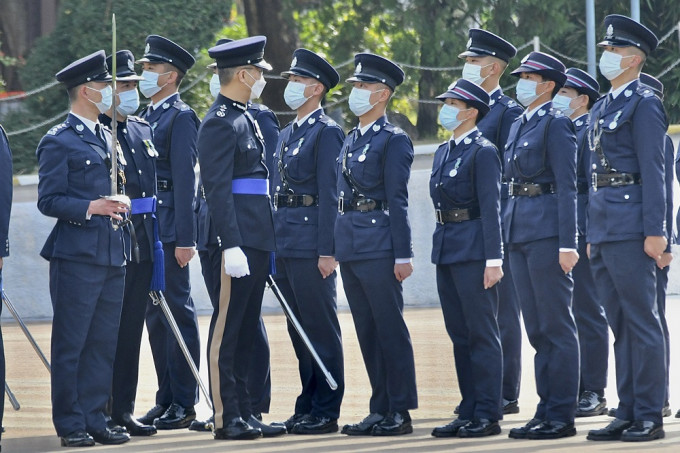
503,399,520,415
213,417,262,440
431,418,470,438
675,408,680,418
508,418,542,439
453,404,460,415
291,415,338,435
105,417,127,434
189,415,214,432
620,421,664,442
60,430,95,447
154,403,196,429
248,415,287,437
137,404,167,426
283,413,309,432
90,428,131,445
372,411,413,436
116,412,157,436
586,418,632,441
341,413,385,435
576,390,608,417
458,419,501,438
662,402,672,418
526,420,576,440
608,407,617,417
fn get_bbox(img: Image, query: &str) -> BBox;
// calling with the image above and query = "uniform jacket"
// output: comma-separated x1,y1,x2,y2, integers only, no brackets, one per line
430,131,503,265
37,113,127,266
503,103,577,248
0,126,11,258
477,88,523,153
586,80,667,244
273,109,344,258
197,94,275,252
140,93,199,247
573,113,590,237
334,115,414,262
100,114,157,262
196,102,279,251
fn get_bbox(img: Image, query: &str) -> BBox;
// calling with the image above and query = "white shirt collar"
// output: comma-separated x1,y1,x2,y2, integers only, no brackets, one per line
70,112,98,135
150,92,178,110
609,79,637,100
295,108,322,128
488,86,502,96
572,113,588,123
524,101,551,121
453,127,479,145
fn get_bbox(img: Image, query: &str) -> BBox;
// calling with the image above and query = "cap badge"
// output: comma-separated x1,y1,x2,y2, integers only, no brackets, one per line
291,56,297,67
466,38,472,49
127,59,135,72
606,24,614,39
356,62,362,74
145,43,150,54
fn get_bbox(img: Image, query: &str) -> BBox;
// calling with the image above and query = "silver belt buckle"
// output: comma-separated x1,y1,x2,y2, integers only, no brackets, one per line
435,209,443,224
338,197,344,214
591,173,598,192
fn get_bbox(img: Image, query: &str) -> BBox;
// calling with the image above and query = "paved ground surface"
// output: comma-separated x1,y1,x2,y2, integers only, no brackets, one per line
2,302,680,452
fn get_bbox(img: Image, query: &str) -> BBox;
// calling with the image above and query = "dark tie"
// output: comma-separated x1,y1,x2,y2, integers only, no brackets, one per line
292,122,299,132
95,124,107,148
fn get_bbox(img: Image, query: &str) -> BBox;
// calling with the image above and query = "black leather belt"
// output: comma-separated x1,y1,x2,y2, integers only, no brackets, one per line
577,182,590,194
592,172,641,189
338,197,388,213
508,182,556,197
157,179,173,192
274,193,318,208
435,206,480,224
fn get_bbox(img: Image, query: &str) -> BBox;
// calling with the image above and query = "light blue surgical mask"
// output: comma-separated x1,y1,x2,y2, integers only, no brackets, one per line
461,62,492,85
598,50,630,81
209,73,221,99
86,85,113,114
516,78,547,107
552,94,575,117
348,87,384,117
284,81,316,110
116,88,140,116
139,70,170,98
438,104,470,131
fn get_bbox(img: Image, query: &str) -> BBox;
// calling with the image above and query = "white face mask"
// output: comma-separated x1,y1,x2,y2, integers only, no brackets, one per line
599,50,631,81
348,87,384,117
516,78,547,107
116,88,140,117
284,81,316,110
243,69,266,100
461,62,492,85
86,85,113,114
209,73,221,99
438,104,470,131
139,70,170,98
552,94,576,117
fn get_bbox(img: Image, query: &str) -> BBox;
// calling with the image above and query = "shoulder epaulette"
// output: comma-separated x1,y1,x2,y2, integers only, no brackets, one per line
127,115,150,125
636,85,654,98
46,121,69,136
383,123,405,135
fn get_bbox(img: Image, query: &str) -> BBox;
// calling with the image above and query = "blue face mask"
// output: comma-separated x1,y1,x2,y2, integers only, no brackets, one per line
284,81,316,110
116,88,140,116
86,85,113,114
552,94,575,117
139,70,170,98
348,87,384,117
209,73,220,99
438,104,469,131
515,78,548,107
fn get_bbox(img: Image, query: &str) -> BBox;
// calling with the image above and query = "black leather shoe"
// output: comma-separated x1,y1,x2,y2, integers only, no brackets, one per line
503,399,520,415
60,430,95,447
117,412,157,436
283,413,309,432
508,418,542,439
526,420,576,440
453,404,460,415
675,408,680,418
662,402,672,418
458,419,501,438
341,413,385,435
137,404,167,426
213,417,262,440
431,418,470,438
189,415,214,432
372,411,413,436
608,407,617,417
154,403,196,429
105,417,127,434
90,428,131,445
248,415,287,437
620,421,664,442
291,415,338,434
587,418,632,441
576,390,608,417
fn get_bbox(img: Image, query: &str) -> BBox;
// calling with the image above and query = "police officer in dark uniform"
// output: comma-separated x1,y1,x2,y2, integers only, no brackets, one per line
273,48,345,435
638,72,673,420
503,52,579,440
552,68,610,418
428,79,504,438
100,50,158,436
458,28,523,416
191,37,282,435
336,53,417,437
198,36,276,441
37,50,130,446
135,35,202,430
586,15,667,443
0,116,12,452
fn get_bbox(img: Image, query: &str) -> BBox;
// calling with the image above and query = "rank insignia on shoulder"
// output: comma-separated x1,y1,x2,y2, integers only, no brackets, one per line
143,139,158,157
217,111,225,117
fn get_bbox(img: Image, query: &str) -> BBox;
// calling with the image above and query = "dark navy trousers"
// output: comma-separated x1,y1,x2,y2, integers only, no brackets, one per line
590,240,665,424
509,237,579,423
436,261,503,421
656,266,670,403
497,252,521,403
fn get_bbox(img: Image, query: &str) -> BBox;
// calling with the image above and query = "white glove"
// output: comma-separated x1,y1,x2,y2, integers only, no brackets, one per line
223,247,250,278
